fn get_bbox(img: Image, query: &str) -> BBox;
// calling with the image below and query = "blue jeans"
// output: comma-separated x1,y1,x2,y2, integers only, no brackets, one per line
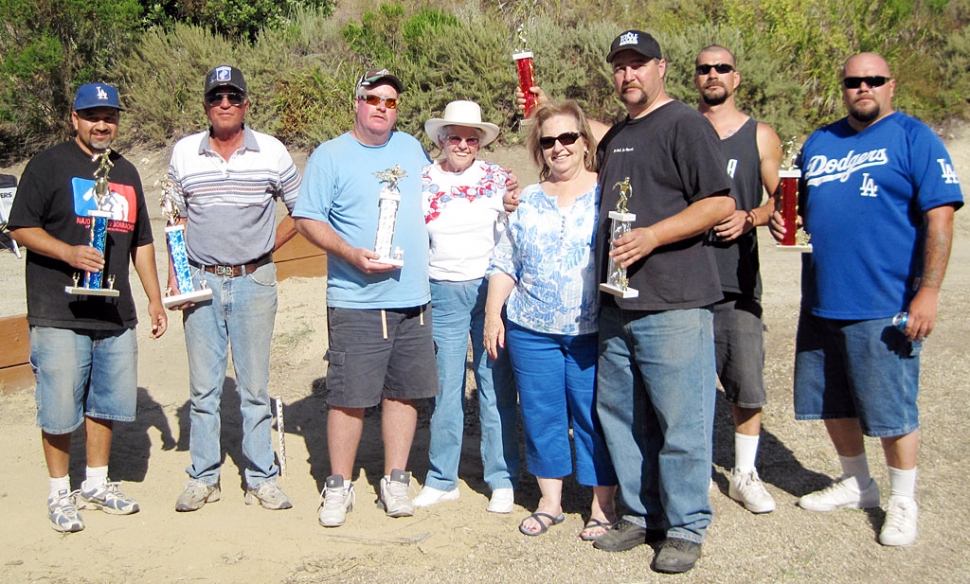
596,305,716,544
507,322,616,486
182,263,279,487
30,326,138,434
425,278,519,492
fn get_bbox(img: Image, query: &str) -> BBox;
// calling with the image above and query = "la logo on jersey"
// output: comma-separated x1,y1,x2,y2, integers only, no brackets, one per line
859,173,878,197
726,159,738,179
938,159,960,184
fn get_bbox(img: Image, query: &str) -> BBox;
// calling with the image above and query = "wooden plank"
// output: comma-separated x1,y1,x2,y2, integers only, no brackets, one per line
0,315,29,369
274,234,326,262
277,256,327,282
0,363,34,392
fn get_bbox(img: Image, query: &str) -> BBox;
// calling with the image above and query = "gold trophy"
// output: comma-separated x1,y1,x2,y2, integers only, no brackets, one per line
66,150,119,297
599,177,639,298
777,137,812,252
371,165,406,267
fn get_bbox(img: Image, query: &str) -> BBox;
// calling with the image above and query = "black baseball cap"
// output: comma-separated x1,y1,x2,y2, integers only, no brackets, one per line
606,30,663,63
204,65,248,96
356,68,405,94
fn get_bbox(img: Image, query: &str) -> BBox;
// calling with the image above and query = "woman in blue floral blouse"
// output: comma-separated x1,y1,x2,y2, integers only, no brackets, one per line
484,101,617,540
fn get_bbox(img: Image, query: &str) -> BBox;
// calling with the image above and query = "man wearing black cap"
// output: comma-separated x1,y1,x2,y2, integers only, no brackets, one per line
589,31,735,573
166,65,301,512
8,83,167,532
294,68,439,527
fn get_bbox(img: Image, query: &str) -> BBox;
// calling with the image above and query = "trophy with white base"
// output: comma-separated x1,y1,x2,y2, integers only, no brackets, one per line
599,177,639,299
66,150,119,297
160,178,211,308
776,137,812,252
371,165,406,267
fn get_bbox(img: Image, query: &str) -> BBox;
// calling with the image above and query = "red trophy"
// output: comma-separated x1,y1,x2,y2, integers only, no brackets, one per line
776,138,812,252
513,51,536,120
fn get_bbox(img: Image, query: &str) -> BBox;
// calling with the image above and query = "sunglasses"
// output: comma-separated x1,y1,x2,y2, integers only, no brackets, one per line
539,132,582,149
358,95,398,109
842,76,890,89
446,135,480,146
205,92,246,107
695,63,735,75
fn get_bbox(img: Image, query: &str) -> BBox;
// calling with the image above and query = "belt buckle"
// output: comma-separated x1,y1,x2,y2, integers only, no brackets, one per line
214,264,233,277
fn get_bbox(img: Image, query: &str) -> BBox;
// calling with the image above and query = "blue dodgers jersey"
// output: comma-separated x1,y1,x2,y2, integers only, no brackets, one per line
798,112,963,319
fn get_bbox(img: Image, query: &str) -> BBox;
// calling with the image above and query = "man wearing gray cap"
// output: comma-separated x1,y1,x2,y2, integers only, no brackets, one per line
8,82,167,532
166,65,301,512
589,31,735,573
294,68,439,527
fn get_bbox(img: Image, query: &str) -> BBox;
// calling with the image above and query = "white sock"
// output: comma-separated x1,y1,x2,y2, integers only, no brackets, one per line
734,432,761,474
888,466,917,500
49,475,71,497
838,453,871,491
82,465,108,491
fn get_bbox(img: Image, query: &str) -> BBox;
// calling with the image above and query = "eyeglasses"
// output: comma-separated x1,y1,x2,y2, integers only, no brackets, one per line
695,63,735,75
842,76,890,89
539,132,582,149
446,135,480,147
205,92,246,107
358,95,398,109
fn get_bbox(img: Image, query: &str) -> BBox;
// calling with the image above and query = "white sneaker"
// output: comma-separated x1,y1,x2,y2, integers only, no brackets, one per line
879,496,918,546
729,468,776,514
413,485,460,508
378,469,414,518
798,476,880,512
318,475,355,527
487,488,514,514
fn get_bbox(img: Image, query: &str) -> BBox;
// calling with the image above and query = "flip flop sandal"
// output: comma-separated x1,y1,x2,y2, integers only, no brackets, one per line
519,512,566,536
580,518,614,541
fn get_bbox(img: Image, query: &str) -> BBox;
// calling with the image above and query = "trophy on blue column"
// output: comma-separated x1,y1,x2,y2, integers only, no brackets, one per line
371,165,406,267
599,177,639,299
160,178,211,308
66,150,119,297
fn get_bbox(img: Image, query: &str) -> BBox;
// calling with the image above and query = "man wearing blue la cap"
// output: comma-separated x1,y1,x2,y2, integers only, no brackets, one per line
8,82,167,533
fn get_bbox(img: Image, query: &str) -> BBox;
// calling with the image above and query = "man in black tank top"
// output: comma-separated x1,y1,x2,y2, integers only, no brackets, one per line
695,46,782,515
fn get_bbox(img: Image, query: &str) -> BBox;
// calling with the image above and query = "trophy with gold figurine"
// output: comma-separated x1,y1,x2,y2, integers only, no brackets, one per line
776,137,812,252
160,178,212,308
599,177,639,299
65,150,119,297
371,165,406,267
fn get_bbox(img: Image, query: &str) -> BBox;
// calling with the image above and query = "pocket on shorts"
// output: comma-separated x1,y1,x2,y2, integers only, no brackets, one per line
249,262,278,287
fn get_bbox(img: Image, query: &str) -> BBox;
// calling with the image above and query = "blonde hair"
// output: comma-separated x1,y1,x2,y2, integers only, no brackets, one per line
526,100,598,181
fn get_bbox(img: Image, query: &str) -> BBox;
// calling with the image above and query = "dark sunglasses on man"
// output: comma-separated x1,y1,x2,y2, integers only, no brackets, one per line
358,95,399,109
842,76,890,89
695,63,735,75
205,91,246,107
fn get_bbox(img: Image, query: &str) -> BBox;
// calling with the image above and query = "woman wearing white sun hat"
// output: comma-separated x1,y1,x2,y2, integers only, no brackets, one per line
415,100,520,513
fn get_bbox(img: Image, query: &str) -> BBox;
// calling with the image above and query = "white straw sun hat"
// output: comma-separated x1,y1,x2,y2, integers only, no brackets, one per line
424,100,500,147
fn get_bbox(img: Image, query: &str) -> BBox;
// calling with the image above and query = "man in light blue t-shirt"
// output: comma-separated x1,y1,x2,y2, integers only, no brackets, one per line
294,69,438,528
770,52,962,547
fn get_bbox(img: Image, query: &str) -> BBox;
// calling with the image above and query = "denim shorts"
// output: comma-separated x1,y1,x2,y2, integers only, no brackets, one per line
324,304,439,408
793,311,920,437
713,295,767,408
30,326,138,434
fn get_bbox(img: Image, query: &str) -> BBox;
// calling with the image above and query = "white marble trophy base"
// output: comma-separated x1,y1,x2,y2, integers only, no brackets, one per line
65,286,120,297
163,287,213,309
599,283,639,298
775,243,813,253
370,257,404,267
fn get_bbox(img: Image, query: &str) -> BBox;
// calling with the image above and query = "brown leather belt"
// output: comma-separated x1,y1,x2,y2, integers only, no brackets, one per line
190,253,273,278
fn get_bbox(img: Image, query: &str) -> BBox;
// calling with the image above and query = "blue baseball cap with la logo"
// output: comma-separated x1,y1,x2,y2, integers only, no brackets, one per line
73,83,124,111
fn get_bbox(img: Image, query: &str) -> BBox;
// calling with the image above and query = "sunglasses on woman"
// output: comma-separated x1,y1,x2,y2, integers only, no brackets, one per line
539,132,582,149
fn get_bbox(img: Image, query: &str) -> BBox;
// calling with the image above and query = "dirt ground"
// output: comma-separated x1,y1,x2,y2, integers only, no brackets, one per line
0,127,968,584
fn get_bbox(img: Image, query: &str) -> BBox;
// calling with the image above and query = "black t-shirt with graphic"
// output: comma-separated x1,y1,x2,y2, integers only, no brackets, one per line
8,140,153,330
596,100,734,311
